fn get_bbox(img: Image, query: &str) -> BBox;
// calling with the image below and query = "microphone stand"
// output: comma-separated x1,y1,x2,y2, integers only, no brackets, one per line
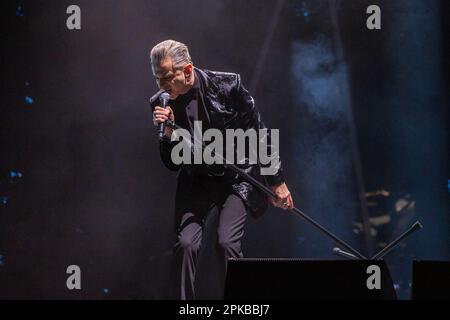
333,221,423,260
371,221,422,260
160,119,367,260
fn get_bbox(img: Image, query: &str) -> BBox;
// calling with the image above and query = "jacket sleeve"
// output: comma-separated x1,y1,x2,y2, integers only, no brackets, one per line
231,74,285,186
159,137,182,172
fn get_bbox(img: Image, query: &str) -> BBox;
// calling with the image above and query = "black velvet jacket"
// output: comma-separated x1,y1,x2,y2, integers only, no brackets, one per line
150,67,285,218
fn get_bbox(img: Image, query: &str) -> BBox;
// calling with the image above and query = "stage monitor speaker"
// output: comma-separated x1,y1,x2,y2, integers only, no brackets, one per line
224,258,396,300
412,260,450,300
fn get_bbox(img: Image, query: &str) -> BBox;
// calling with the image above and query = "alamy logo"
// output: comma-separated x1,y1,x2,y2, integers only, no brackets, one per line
66,5,81,30
366,5,381,30
366,265,381,290
66,265,81,290
170,121,280,176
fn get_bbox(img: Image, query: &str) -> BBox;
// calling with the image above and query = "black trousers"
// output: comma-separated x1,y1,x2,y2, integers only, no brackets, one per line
173,174,248,300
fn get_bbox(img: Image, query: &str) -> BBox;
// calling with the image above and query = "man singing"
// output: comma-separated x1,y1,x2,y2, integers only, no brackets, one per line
149,40,294,299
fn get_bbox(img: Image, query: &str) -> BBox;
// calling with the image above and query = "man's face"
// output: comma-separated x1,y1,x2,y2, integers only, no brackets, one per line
152,57,191,100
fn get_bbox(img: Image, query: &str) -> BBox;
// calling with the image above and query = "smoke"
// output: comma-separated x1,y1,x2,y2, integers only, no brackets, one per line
291,36,347,121
289,37,360,257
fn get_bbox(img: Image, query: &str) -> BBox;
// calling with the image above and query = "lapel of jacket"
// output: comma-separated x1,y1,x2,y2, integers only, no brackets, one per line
195,67,227,130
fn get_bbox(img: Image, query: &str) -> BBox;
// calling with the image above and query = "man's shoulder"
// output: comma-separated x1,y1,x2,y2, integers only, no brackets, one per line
202,69,239,82
199,69,241,95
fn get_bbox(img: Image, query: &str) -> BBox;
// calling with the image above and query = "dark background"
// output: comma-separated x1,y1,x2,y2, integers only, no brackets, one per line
1,0,449,299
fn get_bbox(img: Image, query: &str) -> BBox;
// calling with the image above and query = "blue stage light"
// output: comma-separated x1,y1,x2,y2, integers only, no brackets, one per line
16,6,24,17
10,170,22,178
25,96,34,104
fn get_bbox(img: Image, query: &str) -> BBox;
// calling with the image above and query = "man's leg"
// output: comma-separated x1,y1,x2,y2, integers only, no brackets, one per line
174,212,204,300
216,193,248,290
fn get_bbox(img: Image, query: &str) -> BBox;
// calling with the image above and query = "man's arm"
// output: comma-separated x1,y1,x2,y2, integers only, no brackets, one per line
231,74,294,210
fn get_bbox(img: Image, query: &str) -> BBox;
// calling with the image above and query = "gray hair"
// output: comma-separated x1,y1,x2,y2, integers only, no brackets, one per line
150,40,193,73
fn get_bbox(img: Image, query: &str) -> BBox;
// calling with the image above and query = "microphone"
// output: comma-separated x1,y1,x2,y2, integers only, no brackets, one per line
158,92,171,140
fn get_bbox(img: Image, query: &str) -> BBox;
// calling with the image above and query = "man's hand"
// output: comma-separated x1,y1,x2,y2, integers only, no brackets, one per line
153,106,175,137
270,182,294,210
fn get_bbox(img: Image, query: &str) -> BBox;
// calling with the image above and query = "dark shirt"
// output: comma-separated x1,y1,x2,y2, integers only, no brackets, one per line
169,71,221,177
169,71,209,133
